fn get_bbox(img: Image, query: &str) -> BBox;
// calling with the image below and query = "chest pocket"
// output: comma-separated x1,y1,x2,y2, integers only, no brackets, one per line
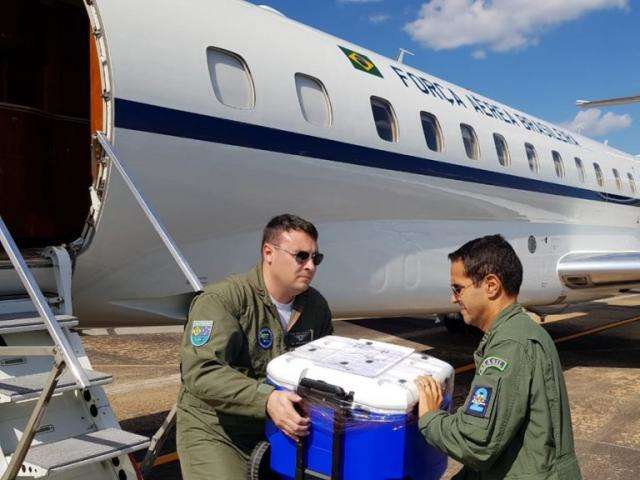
235,306,273,376
285,329,314,348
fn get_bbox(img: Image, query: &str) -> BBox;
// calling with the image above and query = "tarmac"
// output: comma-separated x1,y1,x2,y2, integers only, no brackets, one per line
81,294,640,479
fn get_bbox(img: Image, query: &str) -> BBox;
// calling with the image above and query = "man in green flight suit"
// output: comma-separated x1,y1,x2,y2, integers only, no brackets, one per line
177,214,333,480
416,234,582,479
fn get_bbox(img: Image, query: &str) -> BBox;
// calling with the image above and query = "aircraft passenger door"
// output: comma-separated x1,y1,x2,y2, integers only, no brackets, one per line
90,27,103,180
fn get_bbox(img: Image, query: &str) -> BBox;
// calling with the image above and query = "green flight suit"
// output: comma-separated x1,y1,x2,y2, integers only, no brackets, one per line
420,304,582,479
176,263,333,480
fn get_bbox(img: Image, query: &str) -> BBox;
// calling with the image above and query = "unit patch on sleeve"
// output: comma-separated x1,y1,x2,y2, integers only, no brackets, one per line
464,385,493,418
339,46,383,78
190,320,213,347
478,356,508,375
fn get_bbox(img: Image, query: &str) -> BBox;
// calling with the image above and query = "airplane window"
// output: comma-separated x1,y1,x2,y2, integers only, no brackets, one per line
370,97,397,142
574,157,585,183
420,112,442,152
493,133,510,166
593,163,604,188
552,151,565,178
612,168,622,191
295,73,332,127
206,47,255,109
628,173,637,194
525,143,539,173
460,124,479,160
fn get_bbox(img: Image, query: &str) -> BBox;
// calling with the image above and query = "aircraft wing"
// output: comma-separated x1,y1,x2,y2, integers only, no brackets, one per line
576,95,640,108
558,252,640,288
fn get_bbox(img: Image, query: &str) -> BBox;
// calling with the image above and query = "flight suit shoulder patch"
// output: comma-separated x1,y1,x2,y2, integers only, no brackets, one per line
464,384,494,418
479,356,508,375
190,320,213,347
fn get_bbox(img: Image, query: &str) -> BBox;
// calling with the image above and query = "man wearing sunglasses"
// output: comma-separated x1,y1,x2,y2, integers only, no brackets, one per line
415,235,581,479
177,214,333,480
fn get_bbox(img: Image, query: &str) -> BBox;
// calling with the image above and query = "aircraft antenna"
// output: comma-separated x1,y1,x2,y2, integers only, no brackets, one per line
396,48,414,64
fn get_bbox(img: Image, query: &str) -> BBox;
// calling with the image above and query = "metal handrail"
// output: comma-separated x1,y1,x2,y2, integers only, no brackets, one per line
95,132,203,292
94,132,205,478
0,216,90,388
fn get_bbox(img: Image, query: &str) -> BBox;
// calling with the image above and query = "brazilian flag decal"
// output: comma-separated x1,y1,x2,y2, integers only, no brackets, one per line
339,46,383,78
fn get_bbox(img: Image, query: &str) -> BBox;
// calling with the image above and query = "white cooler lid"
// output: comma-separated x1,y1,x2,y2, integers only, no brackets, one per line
267,335,454,414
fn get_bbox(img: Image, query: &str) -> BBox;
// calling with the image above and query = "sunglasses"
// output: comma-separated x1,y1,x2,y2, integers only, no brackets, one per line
450,282,474,297
269,243,324,266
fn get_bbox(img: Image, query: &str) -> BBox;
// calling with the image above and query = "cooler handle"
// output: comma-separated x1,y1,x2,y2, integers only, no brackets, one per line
298,377,347,399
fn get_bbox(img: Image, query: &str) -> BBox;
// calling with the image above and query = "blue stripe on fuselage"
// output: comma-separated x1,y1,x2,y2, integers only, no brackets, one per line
114,98,638,206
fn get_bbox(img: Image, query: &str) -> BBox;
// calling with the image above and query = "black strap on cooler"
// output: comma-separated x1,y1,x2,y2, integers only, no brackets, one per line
294,378,354,480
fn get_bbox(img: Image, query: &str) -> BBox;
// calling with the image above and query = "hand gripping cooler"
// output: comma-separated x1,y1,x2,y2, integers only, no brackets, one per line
262,336,455,480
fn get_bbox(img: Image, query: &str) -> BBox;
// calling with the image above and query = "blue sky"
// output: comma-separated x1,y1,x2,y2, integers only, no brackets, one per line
249,0,639,155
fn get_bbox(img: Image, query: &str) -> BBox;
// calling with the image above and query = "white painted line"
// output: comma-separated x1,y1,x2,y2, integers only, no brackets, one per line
80,326,183,336
576,437,640,453
104,374,181,395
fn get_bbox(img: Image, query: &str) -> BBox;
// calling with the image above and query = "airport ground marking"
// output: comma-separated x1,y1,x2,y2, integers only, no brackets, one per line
553,314,640,344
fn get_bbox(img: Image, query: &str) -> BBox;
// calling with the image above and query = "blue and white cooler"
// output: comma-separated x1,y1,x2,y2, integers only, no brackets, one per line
263,335,455,480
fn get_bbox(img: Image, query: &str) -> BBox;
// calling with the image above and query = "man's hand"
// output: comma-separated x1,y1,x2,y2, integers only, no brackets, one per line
266,390,310,441
415,375,443,418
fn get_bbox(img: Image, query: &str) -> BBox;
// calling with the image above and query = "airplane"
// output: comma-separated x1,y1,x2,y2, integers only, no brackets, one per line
0,0,639,477
2,0,640,328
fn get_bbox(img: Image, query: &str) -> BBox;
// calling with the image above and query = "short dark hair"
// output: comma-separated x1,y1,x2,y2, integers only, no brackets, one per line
448,234,522,296
262,214,318,247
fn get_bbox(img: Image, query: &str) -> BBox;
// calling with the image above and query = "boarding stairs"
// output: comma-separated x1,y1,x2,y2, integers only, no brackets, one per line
0,222,149,479
0,131,202,479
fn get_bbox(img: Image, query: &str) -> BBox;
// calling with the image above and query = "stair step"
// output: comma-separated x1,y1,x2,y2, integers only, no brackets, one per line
0,254,57,299
0,255,53,271
0,370,112,404
10,428,149,477
0,313,78,334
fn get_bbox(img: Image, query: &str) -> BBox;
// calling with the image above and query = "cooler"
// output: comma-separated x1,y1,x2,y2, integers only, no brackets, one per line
264,335,455,480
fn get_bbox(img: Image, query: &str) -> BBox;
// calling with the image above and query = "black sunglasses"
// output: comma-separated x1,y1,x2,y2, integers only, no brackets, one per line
269,244,324,266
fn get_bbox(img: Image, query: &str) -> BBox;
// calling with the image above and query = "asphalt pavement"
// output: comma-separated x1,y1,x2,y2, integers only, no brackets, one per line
81,294,640,479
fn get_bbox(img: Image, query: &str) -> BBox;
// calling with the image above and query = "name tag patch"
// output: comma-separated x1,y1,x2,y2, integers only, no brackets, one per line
258,327,274,349
285,330,314,348
465,385,493,418
479,356,508,375
190,320,213,347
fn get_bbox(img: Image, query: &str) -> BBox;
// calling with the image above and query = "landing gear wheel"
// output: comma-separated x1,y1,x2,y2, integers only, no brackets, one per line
247,440,274,480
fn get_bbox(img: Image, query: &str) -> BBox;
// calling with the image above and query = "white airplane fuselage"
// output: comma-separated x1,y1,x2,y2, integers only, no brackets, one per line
67,0,640,326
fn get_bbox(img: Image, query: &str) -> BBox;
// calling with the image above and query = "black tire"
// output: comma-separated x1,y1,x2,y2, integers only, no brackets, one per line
247,440,274,480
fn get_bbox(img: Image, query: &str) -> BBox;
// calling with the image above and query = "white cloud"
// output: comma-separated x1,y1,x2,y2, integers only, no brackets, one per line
369,13,390,24
561,109,632,136
472,49,486,59
404,0,628,53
